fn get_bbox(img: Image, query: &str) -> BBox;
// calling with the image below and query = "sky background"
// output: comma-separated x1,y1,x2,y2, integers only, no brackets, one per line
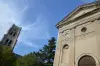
0,0,95,56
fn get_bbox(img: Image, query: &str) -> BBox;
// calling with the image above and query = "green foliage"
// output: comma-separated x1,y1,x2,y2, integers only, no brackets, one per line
0,37,56,66
16,53,44,66
39,37,56,66
16,37,56,66
0,46,17,66
32,37,56,66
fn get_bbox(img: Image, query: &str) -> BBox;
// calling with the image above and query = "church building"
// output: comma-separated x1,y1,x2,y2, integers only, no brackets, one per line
54,0,100,66
0,24,21,49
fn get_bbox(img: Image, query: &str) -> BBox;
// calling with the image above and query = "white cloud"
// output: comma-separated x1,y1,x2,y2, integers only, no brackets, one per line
19,14,50,40
19,40,39,48
0,1,20,40
20,4,29,13
0,0,50,50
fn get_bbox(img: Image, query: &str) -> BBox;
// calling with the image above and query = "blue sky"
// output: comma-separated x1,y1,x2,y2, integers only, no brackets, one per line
0,0,95,56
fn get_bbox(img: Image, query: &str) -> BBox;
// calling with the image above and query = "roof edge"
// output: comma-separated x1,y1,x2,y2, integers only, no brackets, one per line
56,1,100,29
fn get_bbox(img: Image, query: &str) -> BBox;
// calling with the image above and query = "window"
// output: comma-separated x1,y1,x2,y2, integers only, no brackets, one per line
8,40,12,46
13,32,16,36
5,39,9,45
63,44,69,49
9,31,13,35
81,27,87,32
61,44,69,63
9,31,16,37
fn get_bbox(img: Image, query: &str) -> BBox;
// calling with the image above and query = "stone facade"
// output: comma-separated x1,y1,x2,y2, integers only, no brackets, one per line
0,24,21,49
54,1,100,66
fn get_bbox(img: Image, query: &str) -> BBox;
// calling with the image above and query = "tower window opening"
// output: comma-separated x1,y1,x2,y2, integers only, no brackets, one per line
4,39,9,45
13,32,16,37
9,31,13,35
8,40,12,46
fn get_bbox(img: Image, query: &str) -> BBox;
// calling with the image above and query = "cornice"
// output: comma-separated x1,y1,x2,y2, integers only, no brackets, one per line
57,7,100,29
56,1,100,29
58,10,100,34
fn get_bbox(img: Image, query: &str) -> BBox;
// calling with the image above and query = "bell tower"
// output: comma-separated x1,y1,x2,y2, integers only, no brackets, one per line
0,24,22,49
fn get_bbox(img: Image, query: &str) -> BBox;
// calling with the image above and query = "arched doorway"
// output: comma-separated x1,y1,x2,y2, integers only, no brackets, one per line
78,55,96,66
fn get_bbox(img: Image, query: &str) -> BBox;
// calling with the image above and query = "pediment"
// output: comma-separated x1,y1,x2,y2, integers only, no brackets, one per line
57,1,100,28
68,7,96,20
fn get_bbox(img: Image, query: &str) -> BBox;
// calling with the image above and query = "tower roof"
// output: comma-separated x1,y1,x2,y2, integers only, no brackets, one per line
12,24,22,29
7,24,22,34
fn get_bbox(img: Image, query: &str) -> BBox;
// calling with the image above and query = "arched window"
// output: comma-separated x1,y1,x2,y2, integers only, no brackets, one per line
78,55,96,66
63,44,69,49
4,39,9,45
13,32,16,37
8,40,12,46
9,31,13,35
61,44,69,63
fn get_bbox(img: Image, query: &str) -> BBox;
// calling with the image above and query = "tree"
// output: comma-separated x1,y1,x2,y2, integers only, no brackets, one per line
0,46,17,66
16,37,56,66
36,37,56,66
16,52,43,66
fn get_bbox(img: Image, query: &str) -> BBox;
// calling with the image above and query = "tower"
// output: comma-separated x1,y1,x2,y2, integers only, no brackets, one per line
0,24,22,49
54,1,100,66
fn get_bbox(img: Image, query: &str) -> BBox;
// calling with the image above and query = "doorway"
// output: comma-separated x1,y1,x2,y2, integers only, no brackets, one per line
78,55,96,66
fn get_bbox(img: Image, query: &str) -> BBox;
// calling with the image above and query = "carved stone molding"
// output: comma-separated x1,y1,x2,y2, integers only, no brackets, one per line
59,15,100,34
75,31,95,40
